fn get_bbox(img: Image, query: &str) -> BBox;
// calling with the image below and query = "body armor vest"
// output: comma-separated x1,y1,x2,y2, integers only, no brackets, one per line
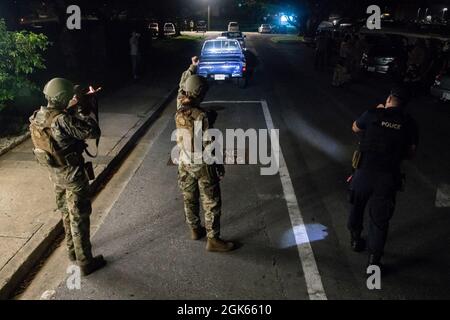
30,109,65,167
175,106,206,165
30,109,84,167
359,108,410,172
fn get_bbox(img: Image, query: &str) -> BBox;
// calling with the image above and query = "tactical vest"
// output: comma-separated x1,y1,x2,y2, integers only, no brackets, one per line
359,108,410,172
30,109,83,167
175,106,205,164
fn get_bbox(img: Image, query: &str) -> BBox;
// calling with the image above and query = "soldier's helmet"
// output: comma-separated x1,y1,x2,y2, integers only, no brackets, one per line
43,78,74,109
185,75,209,100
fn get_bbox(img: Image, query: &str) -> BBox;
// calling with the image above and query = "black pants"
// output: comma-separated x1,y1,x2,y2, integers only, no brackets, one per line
348,169,399,257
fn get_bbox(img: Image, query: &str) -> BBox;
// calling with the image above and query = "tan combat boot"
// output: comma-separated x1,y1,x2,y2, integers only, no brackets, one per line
206,237,235,252
80,255,107,276
191,226,206,240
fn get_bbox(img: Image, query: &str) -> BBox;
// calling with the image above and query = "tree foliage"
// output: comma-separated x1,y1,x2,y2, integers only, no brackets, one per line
0,19,49,111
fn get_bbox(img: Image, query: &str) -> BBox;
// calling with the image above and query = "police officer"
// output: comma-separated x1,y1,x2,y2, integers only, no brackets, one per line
175,75,235,252
348,86,419,269
29,78,106,275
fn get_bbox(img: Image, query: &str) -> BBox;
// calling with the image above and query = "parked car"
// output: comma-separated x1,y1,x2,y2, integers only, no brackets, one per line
197,20,207,32
361,35,408,77
258,24,272,34
149,22,158,36
228,22,239,32
431,69,450,101
198,38,247,88
164,22,176,35
221,31,246,51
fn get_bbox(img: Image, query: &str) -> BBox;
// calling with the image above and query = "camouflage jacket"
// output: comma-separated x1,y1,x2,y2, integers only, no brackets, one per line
175,105,214,168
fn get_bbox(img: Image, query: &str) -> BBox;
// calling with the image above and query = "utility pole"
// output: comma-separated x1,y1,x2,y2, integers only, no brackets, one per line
208,4,211,31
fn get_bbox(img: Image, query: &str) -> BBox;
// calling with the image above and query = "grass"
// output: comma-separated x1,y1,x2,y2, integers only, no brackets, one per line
174,34,206,41
270,35,305,44
152,34,206,52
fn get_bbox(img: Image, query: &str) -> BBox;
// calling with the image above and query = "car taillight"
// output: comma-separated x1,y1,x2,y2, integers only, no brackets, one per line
242,63,247,72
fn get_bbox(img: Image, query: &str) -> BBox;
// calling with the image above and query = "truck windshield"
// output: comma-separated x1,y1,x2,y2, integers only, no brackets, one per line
203,40,240,52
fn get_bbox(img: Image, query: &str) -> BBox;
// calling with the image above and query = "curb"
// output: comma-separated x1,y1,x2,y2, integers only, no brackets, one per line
0,132,31,158
0,86,178,300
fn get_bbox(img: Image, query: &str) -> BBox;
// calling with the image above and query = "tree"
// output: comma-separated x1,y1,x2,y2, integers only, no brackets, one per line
0,19,49,111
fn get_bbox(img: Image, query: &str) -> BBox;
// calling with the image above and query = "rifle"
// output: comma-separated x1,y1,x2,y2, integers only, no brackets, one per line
69,85,102,158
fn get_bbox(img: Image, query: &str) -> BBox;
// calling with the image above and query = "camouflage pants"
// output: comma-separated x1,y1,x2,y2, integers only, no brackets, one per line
50,164,93,265
178,164,222,239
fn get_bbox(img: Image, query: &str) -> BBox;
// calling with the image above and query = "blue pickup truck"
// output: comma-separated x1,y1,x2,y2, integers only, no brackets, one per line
198,38,247,88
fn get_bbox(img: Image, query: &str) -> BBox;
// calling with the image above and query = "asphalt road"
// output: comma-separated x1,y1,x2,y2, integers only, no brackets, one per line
24,33,450,300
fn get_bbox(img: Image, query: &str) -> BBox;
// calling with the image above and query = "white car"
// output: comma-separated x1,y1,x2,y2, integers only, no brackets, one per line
228,22,239,32
258,24,272,33
149,22,158,35
164,23,176,35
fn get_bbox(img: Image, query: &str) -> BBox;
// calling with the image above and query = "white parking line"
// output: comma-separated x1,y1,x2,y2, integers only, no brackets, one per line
260,100,327,300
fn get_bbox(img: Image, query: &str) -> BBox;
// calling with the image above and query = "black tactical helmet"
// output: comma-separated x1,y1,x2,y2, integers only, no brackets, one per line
185,75,208,99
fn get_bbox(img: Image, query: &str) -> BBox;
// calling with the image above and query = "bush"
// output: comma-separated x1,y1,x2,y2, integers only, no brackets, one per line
0,19,49,111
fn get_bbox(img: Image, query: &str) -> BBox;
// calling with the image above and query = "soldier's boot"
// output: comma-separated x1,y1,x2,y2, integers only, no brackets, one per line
190,226,206,240
350,231,366,253
80,255,107,276
206,237,235,253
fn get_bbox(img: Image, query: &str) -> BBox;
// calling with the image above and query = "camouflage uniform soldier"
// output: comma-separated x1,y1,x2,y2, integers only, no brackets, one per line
176,75,235,252
29,78,106,276
177,56,200,110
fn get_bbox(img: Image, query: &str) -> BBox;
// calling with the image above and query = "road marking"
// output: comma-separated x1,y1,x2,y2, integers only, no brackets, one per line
260,100,327,300
436,184,450,207
202,99,327,299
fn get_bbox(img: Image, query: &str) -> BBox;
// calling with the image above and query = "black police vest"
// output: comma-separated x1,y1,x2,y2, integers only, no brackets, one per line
359,108,409,172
